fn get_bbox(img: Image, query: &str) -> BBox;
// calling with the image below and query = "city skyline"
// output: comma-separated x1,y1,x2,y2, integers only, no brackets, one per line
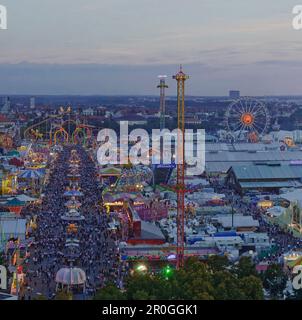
0,0,301,95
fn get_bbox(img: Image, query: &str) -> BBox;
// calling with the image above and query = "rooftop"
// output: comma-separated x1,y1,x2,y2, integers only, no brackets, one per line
229,164,302,181
213,215,259,228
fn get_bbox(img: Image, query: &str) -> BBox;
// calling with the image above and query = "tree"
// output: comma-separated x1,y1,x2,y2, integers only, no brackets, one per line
126,274,172,300
290,288,302,300
94,283,126,300
132,290,152,300
55,291,73,300
206,255,230,272
233,256,258,279
117,256,264,300
239,276,264,300
212,271,245,300
262,264,287,299
170,267,214,300
177,259,215,300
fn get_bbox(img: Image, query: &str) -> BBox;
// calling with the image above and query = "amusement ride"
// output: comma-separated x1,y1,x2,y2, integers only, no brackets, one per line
225,97,270,142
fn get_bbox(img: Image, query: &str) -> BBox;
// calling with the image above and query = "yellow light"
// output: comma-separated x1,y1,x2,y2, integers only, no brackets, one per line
136,264,148,272
257,200,273,209
104,201,124,206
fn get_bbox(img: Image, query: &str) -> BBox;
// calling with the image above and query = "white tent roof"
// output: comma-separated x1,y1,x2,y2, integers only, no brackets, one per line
0,218,26,235
281,189,302,207
267,206,286,217
16,194,37,202
214,215,259,228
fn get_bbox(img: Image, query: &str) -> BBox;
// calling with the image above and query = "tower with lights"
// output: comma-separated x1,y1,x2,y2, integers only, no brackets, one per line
157,75,168,131
173,66,189,269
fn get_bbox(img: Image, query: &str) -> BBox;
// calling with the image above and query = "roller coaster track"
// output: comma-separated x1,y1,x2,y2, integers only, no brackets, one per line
24,113,95,147
24,114,63,140
25,142,33,157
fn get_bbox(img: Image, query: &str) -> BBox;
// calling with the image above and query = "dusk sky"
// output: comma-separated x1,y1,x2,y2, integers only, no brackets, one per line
0,0,301,95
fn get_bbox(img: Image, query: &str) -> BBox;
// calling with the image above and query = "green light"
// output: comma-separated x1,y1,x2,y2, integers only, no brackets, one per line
162,265,174,279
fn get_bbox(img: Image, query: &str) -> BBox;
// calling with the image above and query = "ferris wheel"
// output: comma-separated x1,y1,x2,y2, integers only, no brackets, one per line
225,97,270,142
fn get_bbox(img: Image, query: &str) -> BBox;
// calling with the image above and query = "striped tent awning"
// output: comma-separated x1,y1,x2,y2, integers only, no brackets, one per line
19,169,42,179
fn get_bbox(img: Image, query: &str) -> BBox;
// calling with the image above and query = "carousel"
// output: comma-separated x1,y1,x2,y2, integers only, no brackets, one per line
67,165,81,180
65,238,80,248
69,150,80,165
63,189,84,197
65,198,82,210
67,223,78,234
64,239,81,262
67,173,81,180
18,169,44,195
69,163,79,169
61,209,85,221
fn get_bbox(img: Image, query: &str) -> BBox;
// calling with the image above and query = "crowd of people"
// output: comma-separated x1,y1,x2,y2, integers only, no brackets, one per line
21,145,122,300
225,191,302,264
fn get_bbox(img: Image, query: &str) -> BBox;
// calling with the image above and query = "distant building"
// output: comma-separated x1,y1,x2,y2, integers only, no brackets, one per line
115,115,147,126
96,106,106,116
82,107,94,116
30,97,35,109
204,143,302,175
226,164,302,194
185,114,202,125
229,90,240,99
1,97,10,114
212,215,259,232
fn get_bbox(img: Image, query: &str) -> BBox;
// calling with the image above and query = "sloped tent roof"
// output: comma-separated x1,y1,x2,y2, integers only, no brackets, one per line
6,150,20,157
281,189,302,206
16,194,37,202
140,221,166,240
287,256,302,268
18,169,42,179
215,215,259,228
240,181,302,189
266,206,286,217
4,198,26,207
229,165,302,180
0,219,27,237
35,168,46,175
207,151,290,174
